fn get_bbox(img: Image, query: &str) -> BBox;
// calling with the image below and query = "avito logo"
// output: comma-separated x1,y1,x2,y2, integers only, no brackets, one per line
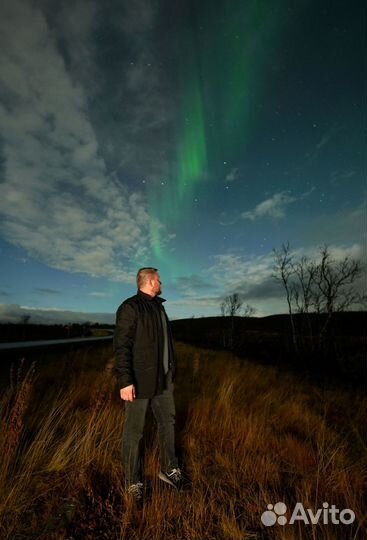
261,502,355,526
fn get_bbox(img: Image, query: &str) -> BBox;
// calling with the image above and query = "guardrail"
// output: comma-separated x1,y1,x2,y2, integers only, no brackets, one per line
0,335,113,351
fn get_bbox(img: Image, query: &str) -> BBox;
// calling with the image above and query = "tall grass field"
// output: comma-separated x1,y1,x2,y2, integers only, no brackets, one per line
0,343,365,539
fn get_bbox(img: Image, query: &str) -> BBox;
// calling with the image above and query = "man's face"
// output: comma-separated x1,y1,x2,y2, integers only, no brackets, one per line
150,272,162,296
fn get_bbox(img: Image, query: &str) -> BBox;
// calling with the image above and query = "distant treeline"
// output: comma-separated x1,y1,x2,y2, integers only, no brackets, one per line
0,323,115,343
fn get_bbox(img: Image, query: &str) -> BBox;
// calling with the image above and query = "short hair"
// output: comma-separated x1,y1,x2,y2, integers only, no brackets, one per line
136,267,158,288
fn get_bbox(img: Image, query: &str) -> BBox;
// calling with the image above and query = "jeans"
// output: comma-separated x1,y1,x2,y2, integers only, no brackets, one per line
122,370,178,485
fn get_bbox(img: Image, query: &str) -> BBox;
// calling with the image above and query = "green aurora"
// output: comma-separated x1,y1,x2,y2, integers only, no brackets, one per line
147,1,305,267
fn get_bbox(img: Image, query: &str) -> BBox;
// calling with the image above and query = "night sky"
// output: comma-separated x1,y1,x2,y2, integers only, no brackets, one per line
0,0,365,323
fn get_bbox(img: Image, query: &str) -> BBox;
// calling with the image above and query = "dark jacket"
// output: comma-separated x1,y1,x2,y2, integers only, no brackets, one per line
114,290,176,398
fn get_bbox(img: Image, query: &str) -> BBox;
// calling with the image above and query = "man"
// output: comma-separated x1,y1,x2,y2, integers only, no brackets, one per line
114,267,182,502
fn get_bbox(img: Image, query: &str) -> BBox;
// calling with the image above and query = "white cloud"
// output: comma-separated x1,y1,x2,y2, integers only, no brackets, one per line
166,296,223,319
316,133,331,150
0,303,115,325
300,202,367,252
224,167,238,183
0,0,169,282
33,288,61,295
202,239,366,316
330,170,358,185
207,252,277,296
173,274,217,298
305,128,335,161
218,211,236,227
56,0,99,90
94,1,177,188
242,191,297,221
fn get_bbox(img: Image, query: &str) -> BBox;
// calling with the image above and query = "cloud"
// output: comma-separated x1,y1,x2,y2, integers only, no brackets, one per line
87,0,177,187
173,274,217,297
0,0,171,282
0,303,114,325
89,292,113,297
202,240,366,316
170,259,278,317
330,169,358,185
54,0,99,90
33,288,62,295
224,167,238,183
239,277,284,301
242,191,297,221
218,211,236,227
305,128,335,162
241,187,315,221
171,256,297,316
207,253,277,297
167,296,225,319
300,202,367,252
316,133,331,150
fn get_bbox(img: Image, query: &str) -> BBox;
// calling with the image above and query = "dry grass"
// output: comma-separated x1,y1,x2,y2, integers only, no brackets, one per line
0,343,366,539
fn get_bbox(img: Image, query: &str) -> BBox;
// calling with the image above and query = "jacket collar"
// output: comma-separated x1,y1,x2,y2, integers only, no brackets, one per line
137,289,166,303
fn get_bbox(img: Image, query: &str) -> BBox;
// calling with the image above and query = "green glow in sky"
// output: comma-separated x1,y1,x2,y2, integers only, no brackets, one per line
148,1,288,263
177,61,207,199
177,24,207,199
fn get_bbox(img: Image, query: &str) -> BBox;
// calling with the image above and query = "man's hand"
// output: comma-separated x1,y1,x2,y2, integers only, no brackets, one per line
120,384,136,401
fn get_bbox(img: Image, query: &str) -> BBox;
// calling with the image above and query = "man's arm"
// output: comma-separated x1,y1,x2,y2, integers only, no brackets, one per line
114,302,137,397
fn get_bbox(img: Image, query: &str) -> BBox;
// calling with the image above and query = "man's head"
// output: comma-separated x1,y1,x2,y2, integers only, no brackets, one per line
136,267,162,297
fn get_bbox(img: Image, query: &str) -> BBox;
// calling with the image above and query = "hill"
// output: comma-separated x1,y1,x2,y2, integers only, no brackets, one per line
171,312,367,385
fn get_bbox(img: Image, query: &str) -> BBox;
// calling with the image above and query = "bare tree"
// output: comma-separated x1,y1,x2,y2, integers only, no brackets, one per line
20,314,31,341
291,255,318,346
273,242,298,352
273,242,366,352
220,293,243,349
314,245,366,338
242,303,256,317
20,314,31,325
221,293,243,317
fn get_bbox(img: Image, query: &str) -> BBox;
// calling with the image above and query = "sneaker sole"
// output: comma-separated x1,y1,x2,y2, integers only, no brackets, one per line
158,471,178,488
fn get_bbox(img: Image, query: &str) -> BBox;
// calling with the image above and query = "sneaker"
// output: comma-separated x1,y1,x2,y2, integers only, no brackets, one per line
158,467,183,489
126,482,144,504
